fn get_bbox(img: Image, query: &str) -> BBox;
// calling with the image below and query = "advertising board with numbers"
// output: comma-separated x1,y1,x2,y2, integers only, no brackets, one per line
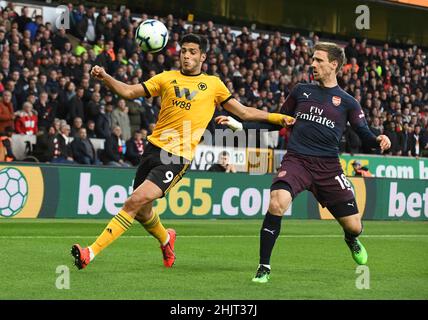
1,164,426,220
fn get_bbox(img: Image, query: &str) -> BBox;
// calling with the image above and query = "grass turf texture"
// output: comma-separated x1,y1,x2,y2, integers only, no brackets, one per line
0,219,427,300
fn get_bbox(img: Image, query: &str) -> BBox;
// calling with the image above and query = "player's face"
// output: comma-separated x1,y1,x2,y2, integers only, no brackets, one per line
311,50,337,82
180,42,206,75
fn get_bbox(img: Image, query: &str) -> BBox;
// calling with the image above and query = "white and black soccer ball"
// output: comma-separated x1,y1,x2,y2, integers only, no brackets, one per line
0,167,28,217
135,19,169,53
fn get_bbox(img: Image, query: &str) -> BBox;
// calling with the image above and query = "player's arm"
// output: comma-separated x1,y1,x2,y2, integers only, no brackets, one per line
91,65,147,100
349,100,391,152
220,98,295,127
215,115,283,132
217,86,299,131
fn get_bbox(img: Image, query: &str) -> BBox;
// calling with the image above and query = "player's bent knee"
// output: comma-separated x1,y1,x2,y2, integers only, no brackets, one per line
268,197,289,216
337,213,363,235
345,223,363,236
268,190,292,215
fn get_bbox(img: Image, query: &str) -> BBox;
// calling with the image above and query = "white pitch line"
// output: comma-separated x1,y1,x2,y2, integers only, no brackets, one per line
0,235,427,239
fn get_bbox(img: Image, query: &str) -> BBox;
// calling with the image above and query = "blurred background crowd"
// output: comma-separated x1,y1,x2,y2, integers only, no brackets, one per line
0,2,427,166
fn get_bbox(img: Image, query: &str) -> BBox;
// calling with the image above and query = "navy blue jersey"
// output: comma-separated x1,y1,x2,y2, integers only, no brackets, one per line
281,83,378,157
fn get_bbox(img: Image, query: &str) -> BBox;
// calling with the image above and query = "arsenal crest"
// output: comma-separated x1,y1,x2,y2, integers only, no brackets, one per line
332,96,341,106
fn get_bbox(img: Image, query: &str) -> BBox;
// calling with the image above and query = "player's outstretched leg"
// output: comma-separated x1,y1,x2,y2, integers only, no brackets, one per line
135,206,177,268
161,228,176,267
71,180,161,270
252,189,291,283
252,211,281,283
344,228,368,265
334,206,368,265
71,209,134,269
338,214,368,265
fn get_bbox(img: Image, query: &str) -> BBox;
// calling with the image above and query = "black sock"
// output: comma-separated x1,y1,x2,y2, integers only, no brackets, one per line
344,223,363,242
259,211,282,265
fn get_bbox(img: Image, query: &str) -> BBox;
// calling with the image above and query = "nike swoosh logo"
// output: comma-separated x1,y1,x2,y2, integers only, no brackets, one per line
347,203,355,207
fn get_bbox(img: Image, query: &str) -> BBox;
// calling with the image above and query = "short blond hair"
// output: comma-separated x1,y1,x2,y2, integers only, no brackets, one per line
314,42,346,73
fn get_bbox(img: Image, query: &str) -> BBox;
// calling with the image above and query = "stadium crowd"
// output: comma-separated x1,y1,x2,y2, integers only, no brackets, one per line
0,2,427,166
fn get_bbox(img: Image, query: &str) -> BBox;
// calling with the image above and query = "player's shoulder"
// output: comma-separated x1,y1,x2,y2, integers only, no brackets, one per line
197,73,227,89
146,70,177,82
291,82,314,95
201,72,223,82
336,86,360,108
158,70,180,79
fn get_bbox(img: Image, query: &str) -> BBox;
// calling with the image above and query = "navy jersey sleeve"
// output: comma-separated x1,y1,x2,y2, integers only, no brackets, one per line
280,83,301,116
348,98,378,148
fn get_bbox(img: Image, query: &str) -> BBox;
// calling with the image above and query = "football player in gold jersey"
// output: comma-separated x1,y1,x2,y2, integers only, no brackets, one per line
71,33,294,270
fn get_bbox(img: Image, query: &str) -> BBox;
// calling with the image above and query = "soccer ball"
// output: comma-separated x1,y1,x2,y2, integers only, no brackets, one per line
0,167,28,217
135,19,169,53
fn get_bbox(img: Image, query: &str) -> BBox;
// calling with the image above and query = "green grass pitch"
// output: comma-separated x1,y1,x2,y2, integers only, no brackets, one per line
0,219,427,300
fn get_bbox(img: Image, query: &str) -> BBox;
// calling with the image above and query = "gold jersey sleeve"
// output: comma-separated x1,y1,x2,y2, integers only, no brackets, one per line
143,70,232,160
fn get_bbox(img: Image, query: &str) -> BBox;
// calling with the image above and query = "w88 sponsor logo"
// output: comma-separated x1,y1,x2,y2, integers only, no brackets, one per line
172,99,192,110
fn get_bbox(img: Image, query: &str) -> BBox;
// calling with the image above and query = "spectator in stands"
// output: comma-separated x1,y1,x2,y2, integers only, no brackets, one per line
86,120,97,138
127,99,143,134
70,127,100,165
71,117,84,138
14,6,31,33
408,124,424,157
141,97,159,131
32,126,56,162
112,98,131,141
15,102,38,135
96,104,113,139
125,130,145,166
49,123,74,164
0,90,14,132
4,79,18,111
67,86,85,123
34,91,56,132
0,126,15,162
384,122,400,155
0,4,426,165
343,125,361,155
208,150,236,173
85,91,102,123
352,160,372,177
100,126,131,167
140,129,148,149
52,27,69,51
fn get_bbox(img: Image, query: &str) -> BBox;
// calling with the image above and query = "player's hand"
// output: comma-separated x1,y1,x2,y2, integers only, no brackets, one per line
376,134,391,151
215,115,243,131
91,65,107,81
281,115,296,127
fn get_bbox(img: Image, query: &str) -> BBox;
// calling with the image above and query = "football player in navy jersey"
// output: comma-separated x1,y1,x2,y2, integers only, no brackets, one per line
217,42,391,283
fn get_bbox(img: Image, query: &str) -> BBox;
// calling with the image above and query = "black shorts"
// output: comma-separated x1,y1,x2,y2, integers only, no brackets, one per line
133,142,190,196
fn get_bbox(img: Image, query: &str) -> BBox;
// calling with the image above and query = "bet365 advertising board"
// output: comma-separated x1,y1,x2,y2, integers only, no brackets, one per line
0,163,427,220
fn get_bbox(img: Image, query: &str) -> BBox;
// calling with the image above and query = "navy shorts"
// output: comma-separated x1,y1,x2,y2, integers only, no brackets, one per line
272,151,358,216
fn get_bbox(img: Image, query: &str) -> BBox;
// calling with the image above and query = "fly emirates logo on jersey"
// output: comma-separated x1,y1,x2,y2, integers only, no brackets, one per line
295,106,335,129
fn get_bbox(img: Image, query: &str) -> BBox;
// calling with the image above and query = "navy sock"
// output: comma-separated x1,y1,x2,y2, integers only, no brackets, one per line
259,211,282,265
344,223,363,242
